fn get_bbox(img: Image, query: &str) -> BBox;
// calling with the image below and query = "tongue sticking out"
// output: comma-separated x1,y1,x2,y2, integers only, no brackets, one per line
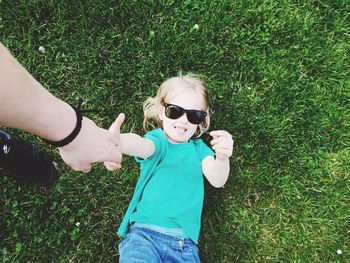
175,126,187,134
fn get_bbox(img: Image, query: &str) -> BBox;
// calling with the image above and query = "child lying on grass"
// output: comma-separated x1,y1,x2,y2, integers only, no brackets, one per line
105,74,233,262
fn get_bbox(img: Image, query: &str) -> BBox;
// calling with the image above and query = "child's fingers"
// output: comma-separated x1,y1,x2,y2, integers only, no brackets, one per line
210,136,234,147
210,131,233,145
209,130,231,137
212,138,234,158
212,149,231,158
210,136,230,145
212,144,232,153
104,161,120,171
212,143,233,155
209,130,234,158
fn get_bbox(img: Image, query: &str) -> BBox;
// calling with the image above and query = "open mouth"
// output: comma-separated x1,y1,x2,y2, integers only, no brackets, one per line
174,126,187,133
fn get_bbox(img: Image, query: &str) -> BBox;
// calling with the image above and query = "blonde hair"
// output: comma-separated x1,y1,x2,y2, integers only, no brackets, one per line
143,74,210,138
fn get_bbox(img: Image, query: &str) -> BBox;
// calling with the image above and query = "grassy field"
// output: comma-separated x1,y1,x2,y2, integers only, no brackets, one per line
1,0,349,262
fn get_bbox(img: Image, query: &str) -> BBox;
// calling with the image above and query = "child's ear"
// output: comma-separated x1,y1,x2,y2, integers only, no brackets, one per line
158,112,165,121
158,104,165,121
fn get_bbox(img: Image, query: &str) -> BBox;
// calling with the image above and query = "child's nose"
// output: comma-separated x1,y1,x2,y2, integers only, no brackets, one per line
178,113,189,123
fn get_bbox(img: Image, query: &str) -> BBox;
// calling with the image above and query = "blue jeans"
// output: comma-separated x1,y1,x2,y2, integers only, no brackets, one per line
118,225,201,263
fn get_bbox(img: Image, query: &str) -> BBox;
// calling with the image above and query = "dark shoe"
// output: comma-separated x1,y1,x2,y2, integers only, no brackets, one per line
0,130,58,186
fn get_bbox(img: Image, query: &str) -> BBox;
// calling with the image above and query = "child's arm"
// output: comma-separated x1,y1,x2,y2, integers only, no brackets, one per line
120,133,155,159
104,116,155,171
202,130,234,188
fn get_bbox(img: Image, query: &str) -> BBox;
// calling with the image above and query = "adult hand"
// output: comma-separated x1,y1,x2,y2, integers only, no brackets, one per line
59,114,125,173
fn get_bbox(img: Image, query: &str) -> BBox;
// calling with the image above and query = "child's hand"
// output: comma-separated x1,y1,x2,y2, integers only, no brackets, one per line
209,130,234,160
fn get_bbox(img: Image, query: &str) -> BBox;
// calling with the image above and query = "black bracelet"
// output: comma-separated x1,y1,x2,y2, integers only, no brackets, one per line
44,101,83,147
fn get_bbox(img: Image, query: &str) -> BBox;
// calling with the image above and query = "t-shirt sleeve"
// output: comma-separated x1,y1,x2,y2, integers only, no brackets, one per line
195,138,215,162
135,129,166,163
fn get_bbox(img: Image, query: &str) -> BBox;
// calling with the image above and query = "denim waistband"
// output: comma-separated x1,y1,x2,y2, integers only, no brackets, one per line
132,222,188,239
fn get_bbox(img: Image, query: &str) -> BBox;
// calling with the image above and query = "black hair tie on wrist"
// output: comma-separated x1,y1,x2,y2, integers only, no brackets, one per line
44,99,84,147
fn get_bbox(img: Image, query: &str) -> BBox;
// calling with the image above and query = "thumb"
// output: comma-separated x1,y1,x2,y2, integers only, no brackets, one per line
80,164,92,173
109,113,125,136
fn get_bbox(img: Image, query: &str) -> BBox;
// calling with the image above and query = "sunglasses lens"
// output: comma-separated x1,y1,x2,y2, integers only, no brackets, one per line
165,105,184,119
164,104,206,124
187,111,206,124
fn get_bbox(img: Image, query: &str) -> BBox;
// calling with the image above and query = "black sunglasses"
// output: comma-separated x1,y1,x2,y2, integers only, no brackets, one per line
164,103,207,125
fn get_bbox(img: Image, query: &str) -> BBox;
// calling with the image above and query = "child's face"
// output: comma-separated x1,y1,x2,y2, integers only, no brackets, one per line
159,90,205,144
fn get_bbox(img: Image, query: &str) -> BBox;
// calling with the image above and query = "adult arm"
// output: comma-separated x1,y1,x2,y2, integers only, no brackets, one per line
0,43,123,172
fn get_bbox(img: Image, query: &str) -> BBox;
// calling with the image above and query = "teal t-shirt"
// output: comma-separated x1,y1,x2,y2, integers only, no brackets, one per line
126,129,214,244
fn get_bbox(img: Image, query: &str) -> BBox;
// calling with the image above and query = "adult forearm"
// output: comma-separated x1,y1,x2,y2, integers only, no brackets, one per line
1,43,124,173
0,43,76,141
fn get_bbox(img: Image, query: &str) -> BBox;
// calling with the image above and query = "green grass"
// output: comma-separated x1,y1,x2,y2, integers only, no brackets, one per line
1,0,349,262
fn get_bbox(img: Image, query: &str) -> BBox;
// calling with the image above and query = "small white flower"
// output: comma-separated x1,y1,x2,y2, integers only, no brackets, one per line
75,222,80,227
337,249,342,255
38,46,45,53
193,24,200,30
